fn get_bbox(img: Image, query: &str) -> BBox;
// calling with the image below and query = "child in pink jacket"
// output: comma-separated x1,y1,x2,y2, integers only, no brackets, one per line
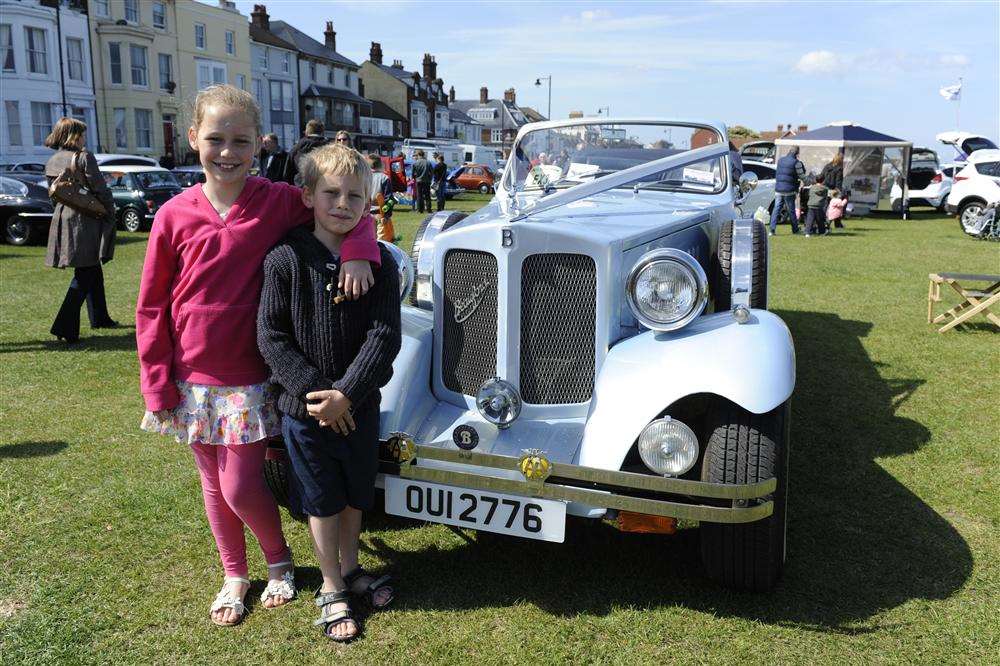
827,188,848,230
136,85,380,627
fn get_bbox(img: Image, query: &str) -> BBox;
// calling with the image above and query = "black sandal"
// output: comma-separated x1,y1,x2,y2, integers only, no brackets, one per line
314,589,360,643
343,566,395,611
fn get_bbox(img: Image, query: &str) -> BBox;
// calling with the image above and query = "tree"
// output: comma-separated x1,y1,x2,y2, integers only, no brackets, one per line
728,125,760,140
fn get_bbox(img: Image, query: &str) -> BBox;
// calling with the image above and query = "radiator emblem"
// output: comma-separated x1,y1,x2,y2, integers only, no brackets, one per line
453,279,492,323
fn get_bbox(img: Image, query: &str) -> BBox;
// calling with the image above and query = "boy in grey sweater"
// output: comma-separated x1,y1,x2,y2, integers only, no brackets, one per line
257,143,401,642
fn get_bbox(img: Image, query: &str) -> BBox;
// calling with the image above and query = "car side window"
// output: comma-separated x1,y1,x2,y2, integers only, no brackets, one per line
104,172,129,189
976,161,1000,177
470,167,482,176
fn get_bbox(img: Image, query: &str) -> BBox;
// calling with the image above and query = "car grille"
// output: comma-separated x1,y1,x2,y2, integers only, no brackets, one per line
441,250,498,395
520,253,597,404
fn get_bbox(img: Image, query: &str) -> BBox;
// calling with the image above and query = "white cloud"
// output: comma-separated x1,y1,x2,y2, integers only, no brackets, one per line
795,50,842,74
580,9,611,22
939,53,970,67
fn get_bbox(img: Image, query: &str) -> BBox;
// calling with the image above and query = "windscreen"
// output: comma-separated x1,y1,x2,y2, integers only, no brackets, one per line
135,171,180,189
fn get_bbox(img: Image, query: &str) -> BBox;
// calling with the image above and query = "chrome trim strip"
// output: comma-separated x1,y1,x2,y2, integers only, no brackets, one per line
731,216,754,309
415,211,462,308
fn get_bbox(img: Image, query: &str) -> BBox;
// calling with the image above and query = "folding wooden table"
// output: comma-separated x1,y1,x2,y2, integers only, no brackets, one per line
927,272,1000,333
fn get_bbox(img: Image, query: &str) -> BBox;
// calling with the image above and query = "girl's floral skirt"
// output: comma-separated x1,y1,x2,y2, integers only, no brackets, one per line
140,381,280,446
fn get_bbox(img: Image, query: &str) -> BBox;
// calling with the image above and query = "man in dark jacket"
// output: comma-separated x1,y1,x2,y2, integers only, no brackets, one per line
769,146,806,235
411,150,432,213
259,133,289,182
432,153,448,212
284,119,330,186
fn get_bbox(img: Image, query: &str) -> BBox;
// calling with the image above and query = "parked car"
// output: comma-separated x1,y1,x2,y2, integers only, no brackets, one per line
890,148,951,211
0,174,53,245
172,165,206,188
264,119,795,592
945,149,1000,232
739,140,776,164
99,165,182,232
0,161,48,186
430,170,464,200
739,159,777,216
450,163,496,194
936,131,997,163
93,153,159,167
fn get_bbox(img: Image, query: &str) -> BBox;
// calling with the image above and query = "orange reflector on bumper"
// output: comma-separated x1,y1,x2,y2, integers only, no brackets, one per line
616,511,677,534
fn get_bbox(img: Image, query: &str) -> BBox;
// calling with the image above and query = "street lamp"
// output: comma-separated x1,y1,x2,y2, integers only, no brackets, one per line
534,75,552,120
596,106,610,117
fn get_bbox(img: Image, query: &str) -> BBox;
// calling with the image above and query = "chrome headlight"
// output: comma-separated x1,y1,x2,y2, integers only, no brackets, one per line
476,378,521,429
378,240,413,303
625,248,707,331
638,417,699,476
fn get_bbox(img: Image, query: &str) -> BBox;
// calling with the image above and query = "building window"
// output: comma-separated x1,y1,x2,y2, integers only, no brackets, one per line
5,101,21,146
124,0,139,24
236,74,245,90
158,53,172,90
134,108,152,149
268,80,294,127
490,129,503,143
281,52,290,74
113,108,127,148
30,102,52,145
196,60,227,90
327,68,333,85
256,47,267,70
1,25,14,72
93,0,109,18
67,38,84,81
152,2,166,30
225,31,235,56
25,27,47,75
130,44,148,87
109,42,122,84
309,61,316,81
252,78,264,109
195,24,206,50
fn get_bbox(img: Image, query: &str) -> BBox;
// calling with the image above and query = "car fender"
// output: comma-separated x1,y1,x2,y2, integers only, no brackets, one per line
379,306,437,437
577,309,795,471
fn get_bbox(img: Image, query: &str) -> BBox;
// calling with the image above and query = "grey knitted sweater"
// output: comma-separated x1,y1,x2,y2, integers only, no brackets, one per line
257,227,401,419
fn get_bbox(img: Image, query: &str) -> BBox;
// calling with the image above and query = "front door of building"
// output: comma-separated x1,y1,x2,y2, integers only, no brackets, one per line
162,114,175,165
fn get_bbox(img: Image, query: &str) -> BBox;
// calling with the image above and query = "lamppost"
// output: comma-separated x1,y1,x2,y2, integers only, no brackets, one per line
534,75,552,120
596,106,610,117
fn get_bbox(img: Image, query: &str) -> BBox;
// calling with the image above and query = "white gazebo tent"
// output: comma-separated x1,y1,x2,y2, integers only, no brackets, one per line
775,122,913,217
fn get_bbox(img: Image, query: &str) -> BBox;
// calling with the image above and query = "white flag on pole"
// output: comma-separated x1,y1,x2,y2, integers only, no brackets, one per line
939,82,962,101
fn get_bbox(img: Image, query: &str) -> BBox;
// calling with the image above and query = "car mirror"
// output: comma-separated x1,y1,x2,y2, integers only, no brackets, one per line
738,172,758,196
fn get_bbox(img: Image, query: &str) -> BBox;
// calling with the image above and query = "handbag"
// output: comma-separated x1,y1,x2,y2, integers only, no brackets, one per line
49,151,109,218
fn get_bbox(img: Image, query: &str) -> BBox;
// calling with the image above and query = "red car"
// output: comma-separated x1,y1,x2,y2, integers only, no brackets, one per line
380,155,407,192
451,164,496,194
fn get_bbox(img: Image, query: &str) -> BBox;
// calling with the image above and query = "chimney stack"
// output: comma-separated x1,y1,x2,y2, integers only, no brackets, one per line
369,42,383,64
391,59,403,69
324,21,336,51
449,86,455,103
503,88,515,104
250,4,269,29
479,87,488,103
422,53,437,80
797,124,808,132
775,123,783,132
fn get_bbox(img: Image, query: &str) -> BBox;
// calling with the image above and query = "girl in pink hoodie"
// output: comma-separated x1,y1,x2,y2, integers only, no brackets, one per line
136,85,380,627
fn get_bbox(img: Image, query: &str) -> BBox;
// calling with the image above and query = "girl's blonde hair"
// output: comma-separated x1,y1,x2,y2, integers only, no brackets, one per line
299,143,374,202
44,117,87,150
191,84,261,133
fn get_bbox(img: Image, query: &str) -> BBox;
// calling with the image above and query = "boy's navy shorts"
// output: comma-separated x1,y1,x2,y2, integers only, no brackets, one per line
281,406,379,517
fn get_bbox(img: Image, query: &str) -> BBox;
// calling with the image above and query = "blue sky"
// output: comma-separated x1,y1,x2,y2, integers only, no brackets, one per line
234,0,999,156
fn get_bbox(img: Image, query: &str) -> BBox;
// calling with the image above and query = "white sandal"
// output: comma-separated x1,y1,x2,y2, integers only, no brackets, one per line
210,576,250,626
260,558,296,607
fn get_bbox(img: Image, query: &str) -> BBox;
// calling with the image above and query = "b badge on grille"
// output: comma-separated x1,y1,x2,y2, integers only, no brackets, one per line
453,425,479,451
453,280,492,323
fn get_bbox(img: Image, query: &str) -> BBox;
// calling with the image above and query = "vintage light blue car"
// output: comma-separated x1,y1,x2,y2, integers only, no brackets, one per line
271,119,796,592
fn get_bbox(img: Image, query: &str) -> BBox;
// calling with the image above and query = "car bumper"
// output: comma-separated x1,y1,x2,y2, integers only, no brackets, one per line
377,436,775,524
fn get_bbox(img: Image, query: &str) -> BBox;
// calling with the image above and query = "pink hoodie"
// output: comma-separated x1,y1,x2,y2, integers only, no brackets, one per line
827,196,848,221
136,177,380,411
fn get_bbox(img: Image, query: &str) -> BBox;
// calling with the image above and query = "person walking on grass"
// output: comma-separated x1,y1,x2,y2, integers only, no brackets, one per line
769,146,806,236
827,188,848,231
412,149,432,213
285,119,331,186
432,152,448,212
136,85,381,628
369,153,396,242
44,117,118,343
804,173,829,237
258,143,401,643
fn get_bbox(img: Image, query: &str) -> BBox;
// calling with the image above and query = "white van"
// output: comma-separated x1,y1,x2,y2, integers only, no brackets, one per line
459,144,503,168
400,139,463,167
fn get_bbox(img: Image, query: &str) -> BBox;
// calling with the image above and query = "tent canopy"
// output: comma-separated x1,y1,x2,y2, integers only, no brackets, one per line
775,123,911,148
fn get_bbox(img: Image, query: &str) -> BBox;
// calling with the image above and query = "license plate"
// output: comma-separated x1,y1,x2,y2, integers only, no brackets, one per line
384,477,566,542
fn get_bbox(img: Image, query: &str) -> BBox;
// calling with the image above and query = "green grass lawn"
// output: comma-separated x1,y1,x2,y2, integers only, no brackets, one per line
1,200,998,664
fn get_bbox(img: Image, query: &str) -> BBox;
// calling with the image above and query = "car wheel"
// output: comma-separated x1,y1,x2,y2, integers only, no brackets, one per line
713,218,767,312
262,442,306,523
121,208,143,232
409,211,469,307
4,216,35,246
700,399,789,592
958,200,985,235
479,183,491,194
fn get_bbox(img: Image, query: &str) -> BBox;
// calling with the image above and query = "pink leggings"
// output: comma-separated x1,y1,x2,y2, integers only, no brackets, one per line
191,440,289,577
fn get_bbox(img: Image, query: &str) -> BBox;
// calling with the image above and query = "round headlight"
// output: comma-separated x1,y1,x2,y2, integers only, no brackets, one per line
638,417,699,476
476,378,521,429
625,249,707,331
379,240,414,303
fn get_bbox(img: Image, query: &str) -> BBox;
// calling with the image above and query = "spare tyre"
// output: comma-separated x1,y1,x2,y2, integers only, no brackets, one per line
713,218,767,312
409,211,468,307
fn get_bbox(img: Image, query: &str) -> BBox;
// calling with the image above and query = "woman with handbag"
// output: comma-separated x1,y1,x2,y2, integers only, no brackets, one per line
43,118,118,343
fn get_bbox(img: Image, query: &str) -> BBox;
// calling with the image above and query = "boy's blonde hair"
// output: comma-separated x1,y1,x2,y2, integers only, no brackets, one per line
191,84,261,133
300,143,374,202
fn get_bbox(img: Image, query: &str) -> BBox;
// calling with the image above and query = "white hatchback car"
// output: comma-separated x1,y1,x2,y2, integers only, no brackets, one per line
945,149,1000,230
889,148,951,212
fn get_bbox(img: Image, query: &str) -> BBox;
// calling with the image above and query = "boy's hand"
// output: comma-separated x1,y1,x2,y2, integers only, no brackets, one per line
339,260,373,300
305,389,355,435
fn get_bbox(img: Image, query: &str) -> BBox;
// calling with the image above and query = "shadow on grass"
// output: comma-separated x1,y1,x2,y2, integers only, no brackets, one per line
355,310,971,631
0,331,136,354
0,440,68,459
113,234,149,246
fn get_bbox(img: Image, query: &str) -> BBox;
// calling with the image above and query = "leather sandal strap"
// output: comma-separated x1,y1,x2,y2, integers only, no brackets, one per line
315,590,352,607
365,574,392,593
313,608,353,627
